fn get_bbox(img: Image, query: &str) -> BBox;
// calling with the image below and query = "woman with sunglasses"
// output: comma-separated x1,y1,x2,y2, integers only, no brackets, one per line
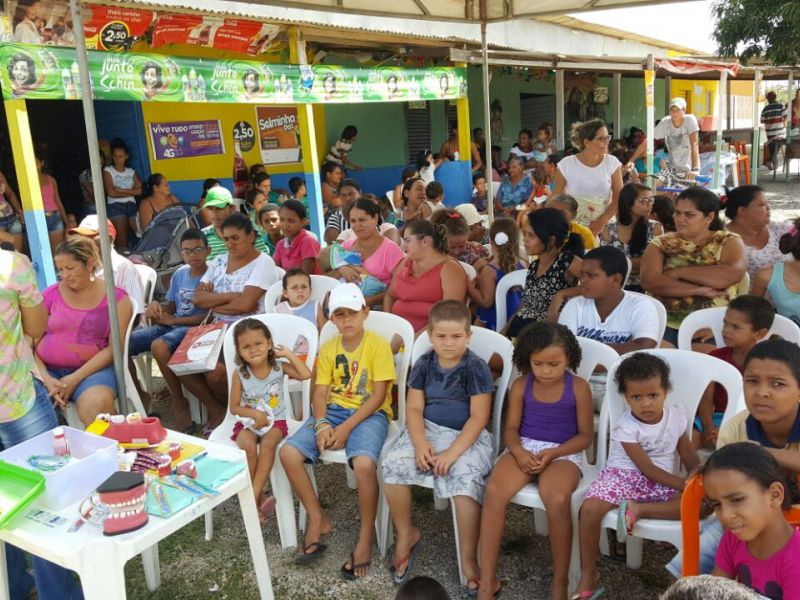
599,182,664,292
553,119,623,234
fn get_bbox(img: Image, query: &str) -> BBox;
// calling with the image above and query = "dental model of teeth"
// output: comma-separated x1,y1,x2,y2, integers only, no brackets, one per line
96,472,149,536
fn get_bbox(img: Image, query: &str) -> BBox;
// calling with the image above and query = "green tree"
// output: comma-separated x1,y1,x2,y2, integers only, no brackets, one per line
713,0,800,65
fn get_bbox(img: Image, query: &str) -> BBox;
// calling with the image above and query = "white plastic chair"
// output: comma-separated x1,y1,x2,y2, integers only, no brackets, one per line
264,274,340,313
378,327,514,584
459,260,477,282
205,313,319,549
623,256,633,288
506,335,619,590
134,263,157,306
64,299,147,428
592,349,743,570
274,266,286,281
296,312,415,555
677,306,800,351
626,291,668,344
494,268,527,333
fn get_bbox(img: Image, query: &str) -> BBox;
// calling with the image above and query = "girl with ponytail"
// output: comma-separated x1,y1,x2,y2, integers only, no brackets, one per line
384,219,468,332
505,208,584,338
469,218,527,331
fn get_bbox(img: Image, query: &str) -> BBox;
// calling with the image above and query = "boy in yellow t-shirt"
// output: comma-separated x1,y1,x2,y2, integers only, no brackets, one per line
281,282,396,579
545,194,598,250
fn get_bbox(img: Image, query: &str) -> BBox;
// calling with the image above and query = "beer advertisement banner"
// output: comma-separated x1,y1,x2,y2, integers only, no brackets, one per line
0,42,468,104
149,119,224,160
256,106,300,165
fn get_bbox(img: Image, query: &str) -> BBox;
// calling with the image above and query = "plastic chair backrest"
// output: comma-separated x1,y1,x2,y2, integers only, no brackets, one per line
319,312,415,426
596,349,743,469
677,306,800,351
460,261,477,282
575,336,619,382
221,313,319,420
134,263,158,306
625,291,667,343
623,256,632,288
495,268,528,333
274,266,286,281
121,298,146,414
264,274,340,313
413,328,514,457
680,474,800,576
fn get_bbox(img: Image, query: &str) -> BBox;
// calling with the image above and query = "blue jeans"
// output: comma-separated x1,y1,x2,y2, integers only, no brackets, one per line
129,325,189,356
0,379,84,600
44,211,64,232
285,404,389,467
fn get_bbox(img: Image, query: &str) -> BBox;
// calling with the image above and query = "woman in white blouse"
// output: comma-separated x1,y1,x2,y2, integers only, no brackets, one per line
553,119,623,233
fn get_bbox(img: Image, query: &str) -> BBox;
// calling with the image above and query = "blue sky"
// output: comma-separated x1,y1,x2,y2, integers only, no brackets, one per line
575,0,717,54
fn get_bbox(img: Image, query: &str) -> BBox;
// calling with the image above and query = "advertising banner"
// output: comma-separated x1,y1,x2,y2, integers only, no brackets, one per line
149,119,224,160
151,14,280,56
0,42,468,104
256,106,300,165
2,1,154,50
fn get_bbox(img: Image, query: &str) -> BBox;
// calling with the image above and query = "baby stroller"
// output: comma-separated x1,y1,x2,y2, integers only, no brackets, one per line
129,204,201,296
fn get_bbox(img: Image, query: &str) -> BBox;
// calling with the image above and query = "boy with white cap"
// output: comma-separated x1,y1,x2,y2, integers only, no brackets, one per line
280,282,396,579
628,97,700,177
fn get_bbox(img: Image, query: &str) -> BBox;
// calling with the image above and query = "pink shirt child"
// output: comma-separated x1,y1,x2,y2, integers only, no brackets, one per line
715,528,800,599
342,236,404,285
273,229,320,273
36,285,128,369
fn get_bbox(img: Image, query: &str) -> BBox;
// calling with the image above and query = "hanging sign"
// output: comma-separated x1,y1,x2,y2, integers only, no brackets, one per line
151,14,280,56
1,1,154,50
256,106,300,165
0,43,468,104
149,119,224,160
232,120,255,153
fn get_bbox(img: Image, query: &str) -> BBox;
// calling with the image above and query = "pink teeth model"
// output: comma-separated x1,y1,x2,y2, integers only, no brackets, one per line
96,472,149,536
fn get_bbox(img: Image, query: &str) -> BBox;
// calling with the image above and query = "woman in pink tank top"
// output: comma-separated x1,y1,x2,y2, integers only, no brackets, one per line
33,236,133,426
36,151,69,251
384,219,468,332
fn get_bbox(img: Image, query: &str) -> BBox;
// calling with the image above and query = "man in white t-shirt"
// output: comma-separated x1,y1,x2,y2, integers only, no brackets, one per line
69,215,145,316
628,97,700,176
559,246,659,354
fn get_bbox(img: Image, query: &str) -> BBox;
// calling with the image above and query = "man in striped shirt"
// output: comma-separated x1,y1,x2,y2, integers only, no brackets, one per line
761,91,788,170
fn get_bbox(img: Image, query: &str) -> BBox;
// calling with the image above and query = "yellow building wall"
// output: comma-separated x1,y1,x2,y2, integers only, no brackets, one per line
140,101,302,181
669,79,718,128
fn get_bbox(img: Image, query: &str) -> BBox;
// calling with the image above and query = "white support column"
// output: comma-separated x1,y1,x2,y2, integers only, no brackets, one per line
712,71,728,189
613,72,622,138
645,55,655,185
481,20,494,222
556,70,565,152
786,71,794,177
752,70,763,184
664,75,672,115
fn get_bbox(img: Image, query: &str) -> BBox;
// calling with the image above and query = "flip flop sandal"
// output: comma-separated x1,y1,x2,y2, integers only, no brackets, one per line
259,496,277,520
294,541,327,565
392,537,422,586
616,500,636,543
571,588,605,600
341,551,372,581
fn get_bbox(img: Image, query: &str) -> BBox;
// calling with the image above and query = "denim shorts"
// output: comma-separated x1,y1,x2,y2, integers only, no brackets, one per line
285,403,389,466
665,517,724,578
0,213,22,234
693,413,724,433
0,378,58,449
107,201,138,219
46,365,117,401
129,325,189,356
45,211,64,232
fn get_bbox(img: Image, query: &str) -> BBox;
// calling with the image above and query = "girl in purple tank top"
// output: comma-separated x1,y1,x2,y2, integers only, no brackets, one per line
477,323,594,600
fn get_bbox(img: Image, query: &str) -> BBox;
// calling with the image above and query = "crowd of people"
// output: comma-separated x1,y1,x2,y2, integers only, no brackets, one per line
3,104,800,600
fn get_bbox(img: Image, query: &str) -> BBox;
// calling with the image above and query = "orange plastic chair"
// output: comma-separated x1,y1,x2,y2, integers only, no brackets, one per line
680,474,800,576
732,141,751,185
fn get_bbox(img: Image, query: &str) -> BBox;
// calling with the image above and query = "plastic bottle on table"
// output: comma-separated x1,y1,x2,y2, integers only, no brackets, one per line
52,427,69,457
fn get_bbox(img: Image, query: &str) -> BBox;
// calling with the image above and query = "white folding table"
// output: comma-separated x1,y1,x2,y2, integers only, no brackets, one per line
0,430,274,600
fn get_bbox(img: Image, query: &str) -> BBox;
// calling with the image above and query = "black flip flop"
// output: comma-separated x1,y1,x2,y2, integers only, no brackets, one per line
294,541,327,565
341,552,371,581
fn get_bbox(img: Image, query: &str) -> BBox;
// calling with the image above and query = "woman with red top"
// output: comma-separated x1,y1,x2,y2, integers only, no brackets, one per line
36,150,69,252
384,219,468,332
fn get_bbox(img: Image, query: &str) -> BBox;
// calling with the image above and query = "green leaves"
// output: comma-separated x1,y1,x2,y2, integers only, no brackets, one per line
713,0,800,65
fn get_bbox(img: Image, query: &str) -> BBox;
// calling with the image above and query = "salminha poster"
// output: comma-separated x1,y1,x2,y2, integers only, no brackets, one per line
256,106,300,165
